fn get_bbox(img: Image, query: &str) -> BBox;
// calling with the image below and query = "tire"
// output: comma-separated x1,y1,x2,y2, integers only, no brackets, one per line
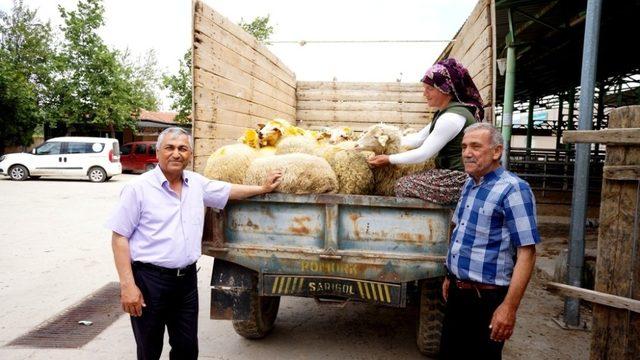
416,279,445,357
88,166,107,182
9,165,29,181
144,163,156,172
232,293,280,339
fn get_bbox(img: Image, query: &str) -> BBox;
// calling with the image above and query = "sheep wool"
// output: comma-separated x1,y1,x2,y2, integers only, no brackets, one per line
243,153,339,194
357,124,435,196
203,143,257,183
274,135,319,155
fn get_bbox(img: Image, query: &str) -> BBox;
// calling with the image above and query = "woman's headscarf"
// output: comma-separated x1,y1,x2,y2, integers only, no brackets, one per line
421,58,484,121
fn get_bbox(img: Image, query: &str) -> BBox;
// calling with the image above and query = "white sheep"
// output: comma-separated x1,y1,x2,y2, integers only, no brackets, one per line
243,153,339,194
356,124,434,196
203,143,258,183
274,137,373,195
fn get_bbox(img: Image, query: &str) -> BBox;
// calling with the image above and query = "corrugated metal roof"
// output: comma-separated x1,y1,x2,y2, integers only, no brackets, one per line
493,0,640,103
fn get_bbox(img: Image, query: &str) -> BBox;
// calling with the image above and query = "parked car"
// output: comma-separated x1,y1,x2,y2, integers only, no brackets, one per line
0,137,121,182
120,141,158,173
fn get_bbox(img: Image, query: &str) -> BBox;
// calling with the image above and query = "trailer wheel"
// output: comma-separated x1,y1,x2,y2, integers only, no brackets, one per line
416,279,445,357
232,292,280,339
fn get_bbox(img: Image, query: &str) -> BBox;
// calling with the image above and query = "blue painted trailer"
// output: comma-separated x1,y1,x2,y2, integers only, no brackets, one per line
202,193,453,354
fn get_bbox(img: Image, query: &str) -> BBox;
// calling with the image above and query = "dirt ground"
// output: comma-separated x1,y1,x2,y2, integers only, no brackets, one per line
0,174,594,359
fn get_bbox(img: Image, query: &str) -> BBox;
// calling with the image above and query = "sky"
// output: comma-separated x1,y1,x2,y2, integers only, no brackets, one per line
1,0,477,110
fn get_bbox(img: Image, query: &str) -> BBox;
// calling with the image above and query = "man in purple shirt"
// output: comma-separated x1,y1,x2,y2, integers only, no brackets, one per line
106,127,281,360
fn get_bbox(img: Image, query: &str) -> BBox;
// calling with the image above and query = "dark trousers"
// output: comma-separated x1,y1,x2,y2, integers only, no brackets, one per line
131,264,199,360
440,281,508,360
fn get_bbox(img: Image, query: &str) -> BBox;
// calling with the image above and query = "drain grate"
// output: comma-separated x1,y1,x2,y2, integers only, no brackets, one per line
8,282,124,348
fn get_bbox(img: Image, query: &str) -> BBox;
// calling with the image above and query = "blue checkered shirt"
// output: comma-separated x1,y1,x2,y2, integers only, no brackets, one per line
446,167,540,286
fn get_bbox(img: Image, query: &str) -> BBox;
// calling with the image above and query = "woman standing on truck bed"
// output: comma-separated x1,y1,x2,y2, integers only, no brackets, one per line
368,58,484,204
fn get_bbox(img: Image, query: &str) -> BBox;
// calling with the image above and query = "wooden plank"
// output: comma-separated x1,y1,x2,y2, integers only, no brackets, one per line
450,5,490,61
194,107,267,129
194,38,295,101
296,100,434,112
297,120,431,133
197,3,295,80
297,110,432,123
194,120,252,140
458,25,491,72
466,46,492,83
603,165,640,180
194,65,295,116
194,13,296,88
296,81,424,92
194,86,295,123
296,89,427,103
563,129,640,144
547,282,640,313
591,105,640,359
194,31,296,99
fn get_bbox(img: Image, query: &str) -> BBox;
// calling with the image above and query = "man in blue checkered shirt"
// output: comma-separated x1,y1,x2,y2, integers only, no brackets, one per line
439,123,540,359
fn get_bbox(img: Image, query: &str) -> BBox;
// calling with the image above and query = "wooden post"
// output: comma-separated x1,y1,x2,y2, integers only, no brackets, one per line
590,105,640,359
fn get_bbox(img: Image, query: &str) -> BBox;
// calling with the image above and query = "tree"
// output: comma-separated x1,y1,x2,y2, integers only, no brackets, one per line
162,49,192,125
50,0,160,136
0,0,55,153
163,15,274,123
239,15,274,44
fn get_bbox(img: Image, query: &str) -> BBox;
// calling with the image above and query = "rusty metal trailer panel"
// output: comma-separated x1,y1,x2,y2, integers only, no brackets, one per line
203,193,452,307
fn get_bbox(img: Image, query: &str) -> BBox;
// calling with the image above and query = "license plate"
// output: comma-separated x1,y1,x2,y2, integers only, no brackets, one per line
261,275,404,306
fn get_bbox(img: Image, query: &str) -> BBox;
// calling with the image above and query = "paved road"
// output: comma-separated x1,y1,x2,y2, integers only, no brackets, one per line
0,174,427,360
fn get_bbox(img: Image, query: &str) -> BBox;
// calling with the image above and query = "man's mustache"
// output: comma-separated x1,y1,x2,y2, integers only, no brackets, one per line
463,158,477,164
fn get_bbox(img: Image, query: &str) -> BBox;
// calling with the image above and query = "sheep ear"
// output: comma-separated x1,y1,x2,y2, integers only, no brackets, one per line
257,123,265,130
378,135,389,147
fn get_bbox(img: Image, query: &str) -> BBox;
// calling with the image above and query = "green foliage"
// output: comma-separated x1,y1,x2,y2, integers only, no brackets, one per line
0,0,54,152
239,15,273,44
51,0,160,135
162,49,192,125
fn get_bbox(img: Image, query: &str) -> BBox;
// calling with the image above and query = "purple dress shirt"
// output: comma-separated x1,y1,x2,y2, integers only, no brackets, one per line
106,166,231,268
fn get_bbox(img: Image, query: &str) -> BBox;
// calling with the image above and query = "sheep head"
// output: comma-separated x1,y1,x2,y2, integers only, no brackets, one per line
328,126,354,144
355,124,402,155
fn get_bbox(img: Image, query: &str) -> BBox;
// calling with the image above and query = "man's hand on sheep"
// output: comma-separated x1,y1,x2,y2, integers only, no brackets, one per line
228,170,282,200
262,170,283,192
368,155,391,167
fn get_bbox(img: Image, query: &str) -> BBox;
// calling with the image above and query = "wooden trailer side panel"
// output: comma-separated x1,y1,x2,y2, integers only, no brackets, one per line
295,81,435,133
436,0,494,122
192,1,297,173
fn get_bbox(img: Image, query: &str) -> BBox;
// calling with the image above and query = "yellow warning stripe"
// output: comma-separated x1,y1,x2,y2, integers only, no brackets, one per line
370,283,378,301
291,277,298,293
357,281,365,298
284,277,292,294
363,281,371,299
384,285,391,303
377,283,385,302
272,277,280,294
278,276,286,293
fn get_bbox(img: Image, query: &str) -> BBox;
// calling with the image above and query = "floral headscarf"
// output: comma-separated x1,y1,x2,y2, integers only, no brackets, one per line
421,58,484,121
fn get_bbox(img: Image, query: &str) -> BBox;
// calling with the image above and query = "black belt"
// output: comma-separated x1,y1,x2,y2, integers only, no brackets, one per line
132,261,196,277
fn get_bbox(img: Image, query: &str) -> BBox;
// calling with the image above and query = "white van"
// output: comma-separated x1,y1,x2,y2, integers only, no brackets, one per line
0,137,122,182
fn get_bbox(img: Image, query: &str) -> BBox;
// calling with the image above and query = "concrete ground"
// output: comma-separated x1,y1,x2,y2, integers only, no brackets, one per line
0,173,591,359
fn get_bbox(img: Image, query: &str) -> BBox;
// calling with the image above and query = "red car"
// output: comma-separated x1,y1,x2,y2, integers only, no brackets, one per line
120,141,157,173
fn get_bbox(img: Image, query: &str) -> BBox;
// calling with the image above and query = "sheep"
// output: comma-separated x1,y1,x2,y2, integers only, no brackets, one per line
258,118,306,147
356,124,434,196
272,136,373,195
274,135,319,155
203,143,258,183
237,129,261,149
243,153,338,194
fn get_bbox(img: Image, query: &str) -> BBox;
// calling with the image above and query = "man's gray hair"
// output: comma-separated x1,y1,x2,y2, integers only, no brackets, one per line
156,127,193,150
464,122,504,148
